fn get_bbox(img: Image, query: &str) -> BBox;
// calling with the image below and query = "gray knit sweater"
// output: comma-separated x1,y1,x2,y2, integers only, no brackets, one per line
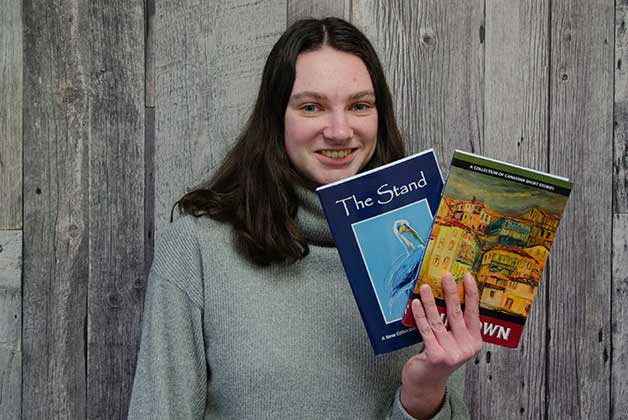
127,188,470,420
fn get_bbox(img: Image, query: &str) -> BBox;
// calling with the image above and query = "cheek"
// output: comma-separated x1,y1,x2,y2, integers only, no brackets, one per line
284,114,304,147
361,117,378,167
284,115,311,169
363,116,378,149
285,117,319,159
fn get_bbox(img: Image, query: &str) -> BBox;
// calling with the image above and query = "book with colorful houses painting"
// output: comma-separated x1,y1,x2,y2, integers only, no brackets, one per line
401,150,573,348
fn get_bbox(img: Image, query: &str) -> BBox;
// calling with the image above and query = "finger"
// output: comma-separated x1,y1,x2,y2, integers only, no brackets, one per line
462,273,482,337
411,298,441,350
418,283,450,341
441,272,467,338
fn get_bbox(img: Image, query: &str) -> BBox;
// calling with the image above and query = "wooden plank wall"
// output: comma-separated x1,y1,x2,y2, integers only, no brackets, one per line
2,0,621,418
22,2,145,420
614,1,628,419
0,231,21,420
548,2,613,419
86,3,145,419
0,0,22,418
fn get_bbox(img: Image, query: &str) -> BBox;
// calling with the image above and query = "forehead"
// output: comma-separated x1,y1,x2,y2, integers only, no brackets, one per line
292,46,374,94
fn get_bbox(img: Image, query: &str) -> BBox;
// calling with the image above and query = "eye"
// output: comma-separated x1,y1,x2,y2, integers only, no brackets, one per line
352,102,372,112
301,103,321,113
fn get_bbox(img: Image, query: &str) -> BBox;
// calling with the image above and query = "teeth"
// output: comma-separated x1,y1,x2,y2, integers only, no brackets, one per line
321,149,352,159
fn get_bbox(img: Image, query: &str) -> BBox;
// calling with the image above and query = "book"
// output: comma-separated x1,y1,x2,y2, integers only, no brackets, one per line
401,150,573,348
316,149,444,354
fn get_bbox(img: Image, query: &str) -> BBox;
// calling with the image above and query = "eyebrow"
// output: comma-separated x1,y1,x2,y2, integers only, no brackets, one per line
349,90,376,100
290,91,327,101
289,90,376,102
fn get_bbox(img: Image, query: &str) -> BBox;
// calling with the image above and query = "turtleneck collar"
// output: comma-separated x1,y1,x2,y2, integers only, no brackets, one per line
294,186,335,246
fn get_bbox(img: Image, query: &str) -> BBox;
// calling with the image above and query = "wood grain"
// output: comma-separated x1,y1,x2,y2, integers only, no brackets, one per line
352,0,483,174
287,0,351,24
85,2,145,419
145,0,156,108
471,2,550,419
154,0,287,238
0,0,22,229
612,214,628,420
0,0,23,415
22,0,89,418
0,230,21,420
615,0,628,213
613,6,628,418
548,0,614,419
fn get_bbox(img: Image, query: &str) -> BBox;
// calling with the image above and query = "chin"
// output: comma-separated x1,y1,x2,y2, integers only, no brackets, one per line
316,172,356,186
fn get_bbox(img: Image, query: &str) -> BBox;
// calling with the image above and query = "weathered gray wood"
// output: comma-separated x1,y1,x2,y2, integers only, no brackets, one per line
471,2,550,419
613,7,628,418
85,2,146,420
0,0,22,229
612,214,628,420
0,0,23,415
287,0,351,24
615,0,628,213
352,0,483,173
548,0,613,419
22,0,89,418
146,0,156,108
145,107,156,281
154,0,287,238
0,230,21,420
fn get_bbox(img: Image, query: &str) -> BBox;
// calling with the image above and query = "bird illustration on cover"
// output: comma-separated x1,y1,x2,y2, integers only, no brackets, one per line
387,220,426,314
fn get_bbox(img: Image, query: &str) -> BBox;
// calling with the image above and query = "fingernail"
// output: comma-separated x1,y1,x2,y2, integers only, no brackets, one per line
412,299,421,311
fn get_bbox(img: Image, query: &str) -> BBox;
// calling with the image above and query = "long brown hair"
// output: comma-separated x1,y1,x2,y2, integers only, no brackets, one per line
173,17,405,266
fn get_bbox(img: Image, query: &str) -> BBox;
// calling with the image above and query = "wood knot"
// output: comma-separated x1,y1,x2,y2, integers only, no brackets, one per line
68,224,80,238
62,86,82,104
106,292,122,308
559,67,569,81
420,29,436,47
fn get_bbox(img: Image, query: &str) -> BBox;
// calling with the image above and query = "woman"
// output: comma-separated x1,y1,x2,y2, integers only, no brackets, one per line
128,17,482,420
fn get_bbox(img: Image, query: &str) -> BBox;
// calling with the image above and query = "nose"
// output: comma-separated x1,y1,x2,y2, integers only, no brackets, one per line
323,111,353,143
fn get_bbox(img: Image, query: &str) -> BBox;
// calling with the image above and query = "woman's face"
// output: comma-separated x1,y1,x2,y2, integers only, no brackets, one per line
284,46,378,187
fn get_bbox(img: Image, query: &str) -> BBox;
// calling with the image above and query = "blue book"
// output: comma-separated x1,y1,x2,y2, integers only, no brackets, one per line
316,149,444,354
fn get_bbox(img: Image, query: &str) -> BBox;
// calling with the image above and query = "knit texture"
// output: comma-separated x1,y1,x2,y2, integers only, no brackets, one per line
128,188,470,420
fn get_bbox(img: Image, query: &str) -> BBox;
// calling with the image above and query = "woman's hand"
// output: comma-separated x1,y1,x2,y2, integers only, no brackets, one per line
399,272,483,420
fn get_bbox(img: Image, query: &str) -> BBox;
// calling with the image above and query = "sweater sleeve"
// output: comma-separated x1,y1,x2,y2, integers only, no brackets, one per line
127,272,208,419
386,367,469,420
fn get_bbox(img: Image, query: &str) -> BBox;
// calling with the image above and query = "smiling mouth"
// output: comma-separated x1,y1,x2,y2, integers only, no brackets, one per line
318,148,355,159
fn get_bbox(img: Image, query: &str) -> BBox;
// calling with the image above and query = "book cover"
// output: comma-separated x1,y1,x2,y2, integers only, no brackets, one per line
316,149,444,354
401,150,573,348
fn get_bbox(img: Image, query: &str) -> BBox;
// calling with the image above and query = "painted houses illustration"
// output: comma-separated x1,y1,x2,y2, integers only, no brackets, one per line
420,196,557,319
